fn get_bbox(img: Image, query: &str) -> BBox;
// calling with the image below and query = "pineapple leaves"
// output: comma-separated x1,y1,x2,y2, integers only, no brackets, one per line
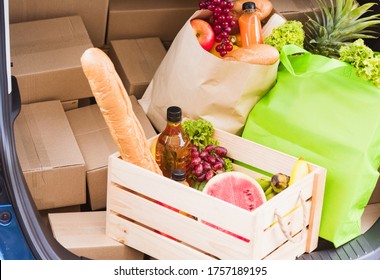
314,0,335,33
335,3,380,30
334,0,345,19
305,0,380,58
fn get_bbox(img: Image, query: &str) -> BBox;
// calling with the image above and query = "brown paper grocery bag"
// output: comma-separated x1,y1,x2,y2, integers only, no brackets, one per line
139,10,279,135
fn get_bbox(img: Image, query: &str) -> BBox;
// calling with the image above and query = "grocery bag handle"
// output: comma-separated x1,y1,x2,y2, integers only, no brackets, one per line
274,192,307,243
280,44,347,77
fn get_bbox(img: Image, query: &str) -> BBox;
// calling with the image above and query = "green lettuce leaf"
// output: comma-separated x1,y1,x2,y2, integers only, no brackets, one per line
339,39,380,88
182,119,219,150
264,20,305,51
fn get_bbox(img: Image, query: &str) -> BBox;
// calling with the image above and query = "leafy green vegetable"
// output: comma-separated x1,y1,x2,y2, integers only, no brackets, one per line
223,157,233,172
339,39,380,88
183,119,234,190
182,119,219,150
264,20,305,51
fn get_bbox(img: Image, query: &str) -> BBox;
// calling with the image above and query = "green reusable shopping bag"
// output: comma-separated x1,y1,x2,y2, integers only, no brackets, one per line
242,45,380,248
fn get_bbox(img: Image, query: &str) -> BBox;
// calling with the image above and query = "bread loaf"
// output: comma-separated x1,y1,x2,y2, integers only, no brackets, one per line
81,48,162,175
223,44,279,65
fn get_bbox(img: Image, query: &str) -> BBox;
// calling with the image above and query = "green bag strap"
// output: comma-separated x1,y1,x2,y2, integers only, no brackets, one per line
280,44,348,77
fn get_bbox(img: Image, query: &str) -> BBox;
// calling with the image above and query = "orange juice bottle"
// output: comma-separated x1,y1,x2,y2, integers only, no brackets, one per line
238,1,263,47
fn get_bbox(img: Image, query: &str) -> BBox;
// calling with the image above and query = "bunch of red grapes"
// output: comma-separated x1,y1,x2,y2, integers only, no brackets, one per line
190,144,229,183
199,0,236,57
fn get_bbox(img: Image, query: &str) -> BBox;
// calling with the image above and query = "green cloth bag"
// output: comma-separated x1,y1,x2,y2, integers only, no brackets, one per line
242,45,380,248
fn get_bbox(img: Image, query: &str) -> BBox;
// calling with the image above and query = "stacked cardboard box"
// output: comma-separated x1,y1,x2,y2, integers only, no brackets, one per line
9,2,159,235
10,16,94,104
106,0,200,46
108,37,167,99
65,104,118,211
66,97,157,211
9,0,109,47
14,100,87,210
270,0,321,23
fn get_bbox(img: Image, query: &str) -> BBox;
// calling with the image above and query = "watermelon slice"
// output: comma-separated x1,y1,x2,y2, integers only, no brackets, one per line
202,171,267,242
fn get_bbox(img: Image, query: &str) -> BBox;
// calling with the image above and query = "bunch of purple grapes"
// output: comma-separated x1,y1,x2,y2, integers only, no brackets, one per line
190,144,229,183
199,0,236,57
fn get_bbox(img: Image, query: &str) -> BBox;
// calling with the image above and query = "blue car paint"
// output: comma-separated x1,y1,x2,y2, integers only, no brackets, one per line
0,204,34,260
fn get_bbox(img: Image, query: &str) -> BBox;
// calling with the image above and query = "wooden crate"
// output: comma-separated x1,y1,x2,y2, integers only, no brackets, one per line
105,128,326,260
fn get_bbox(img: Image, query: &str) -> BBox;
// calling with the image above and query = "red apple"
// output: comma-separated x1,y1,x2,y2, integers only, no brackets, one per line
190,19,215,51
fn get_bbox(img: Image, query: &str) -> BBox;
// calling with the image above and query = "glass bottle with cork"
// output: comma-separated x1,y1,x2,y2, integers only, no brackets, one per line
238,1,264,47
171,169,196,219
155,106,191,179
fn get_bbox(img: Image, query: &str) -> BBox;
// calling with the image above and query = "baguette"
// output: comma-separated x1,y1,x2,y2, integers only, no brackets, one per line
80,48,162,175
223,44,279,65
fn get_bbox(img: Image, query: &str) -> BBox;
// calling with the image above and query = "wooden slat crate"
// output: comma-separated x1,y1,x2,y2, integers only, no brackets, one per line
105,128,326,260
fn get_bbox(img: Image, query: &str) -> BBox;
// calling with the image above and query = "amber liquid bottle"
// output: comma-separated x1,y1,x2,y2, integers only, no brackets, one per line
238,1,264,47
171,169,190,186
171,169,196,219
155,106,191,178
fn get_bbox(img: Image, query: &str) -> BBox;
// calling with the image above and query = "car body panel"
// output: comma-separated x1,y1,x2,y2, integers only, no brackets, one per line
0,204,34,260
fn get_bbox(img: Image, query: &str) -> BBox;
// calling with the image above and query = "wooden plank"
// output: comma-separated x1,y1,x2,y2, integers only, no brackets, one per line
214,129,298,175
107,184,253,259
108,155,255,238
263,230,307,260
305,167,326,253
107,213,215,260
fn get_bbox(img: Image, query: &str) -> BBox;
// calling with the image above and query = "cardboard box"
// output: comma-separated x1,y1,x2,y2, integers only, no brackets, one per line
130,95,158,139
14,100,86,210
10,16,93,104
66,104,118,211
108,38,167,99
106,128,326,260
270,0,322,23
61,100,79,111
106,0,199,44
49,211,144,260
9,0,109,47
66,98,157,210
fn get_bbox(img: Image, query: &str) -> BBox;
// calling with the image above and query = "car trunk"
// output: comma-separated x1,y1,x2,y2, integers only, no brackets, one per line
1,0,380,260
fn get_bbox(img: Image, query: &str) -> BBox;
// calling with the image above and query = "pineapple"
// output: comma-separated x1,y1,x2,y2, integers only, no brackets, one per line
305,0,380,58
